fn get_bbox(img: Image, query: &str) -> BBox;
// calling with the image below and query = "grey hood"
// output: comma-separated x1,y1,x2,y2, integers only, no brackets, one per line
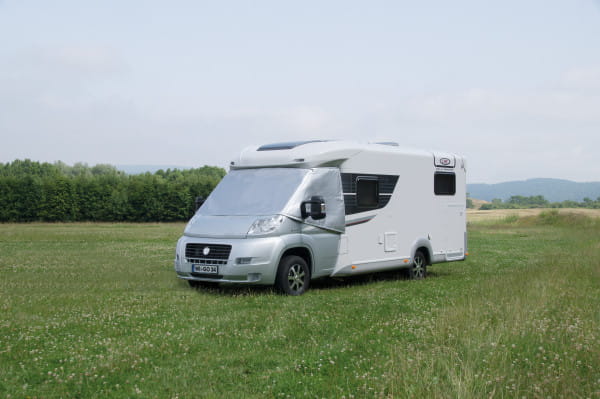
184,215,258,238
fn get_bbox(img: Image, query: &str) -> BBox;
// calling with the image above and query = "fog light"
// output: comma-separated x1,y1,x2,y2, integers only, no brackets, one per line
236,257,253,265
247,273,261,282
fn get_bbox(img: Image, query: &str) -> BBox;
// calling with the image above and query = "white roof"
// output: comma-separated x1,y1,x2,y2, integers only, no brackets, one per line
230,140,460,169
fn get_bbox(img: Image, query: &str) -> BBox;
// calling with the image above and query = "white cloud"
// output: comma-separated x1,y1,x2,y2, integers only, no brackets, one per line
4,45,127,87
398,86,600,124
562,66,600,90
277,106,331,133
2,39,599,183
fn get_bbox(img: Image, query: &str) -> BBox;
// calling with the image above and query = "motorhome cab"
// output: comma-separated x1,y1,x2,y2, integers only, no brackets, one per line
174,140,467,295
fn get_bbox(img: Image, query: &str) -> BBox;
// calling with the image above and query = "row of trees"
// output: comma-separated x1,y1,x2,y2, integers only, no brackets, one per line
0,160,225,222
476,195,600,210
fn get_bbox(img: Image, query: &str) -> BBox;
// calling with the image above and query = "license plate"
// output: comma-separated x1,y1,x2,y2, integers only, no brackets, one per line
192,264,218,274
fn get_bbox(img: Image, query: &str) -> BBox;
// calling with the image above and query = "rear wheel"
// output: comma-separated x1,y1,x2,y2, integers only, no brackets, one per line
408,250,427,280
275,255,310,295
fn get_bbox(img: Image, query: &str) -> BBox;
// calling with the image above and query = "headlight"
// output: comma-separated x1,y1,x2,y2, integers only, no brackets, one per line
247,215,284,236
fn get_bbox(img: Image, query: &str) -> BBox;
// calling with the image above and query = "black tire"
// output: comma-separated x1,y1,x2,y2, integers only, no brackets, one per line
408,250,427,280
275,255,310,296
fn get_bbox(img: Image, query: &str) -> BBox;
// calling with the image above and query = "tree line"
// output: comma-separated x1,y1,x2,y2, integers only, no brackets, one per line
476,195,600,210
0,160,225,222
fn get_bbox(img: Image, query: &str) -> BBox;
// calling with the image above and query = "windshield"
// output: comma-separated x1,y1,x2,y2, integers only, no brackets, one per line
197,168,310,216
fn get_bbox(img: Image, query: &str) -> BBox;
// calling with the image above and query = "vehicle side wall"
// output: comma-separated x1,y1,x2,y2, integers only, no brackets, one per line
333,149,466,276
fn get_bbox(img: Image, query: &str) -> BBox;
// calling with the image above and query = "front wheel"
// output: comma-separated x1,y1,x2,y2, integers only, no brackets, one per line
275,255,310,296
408,250,427,280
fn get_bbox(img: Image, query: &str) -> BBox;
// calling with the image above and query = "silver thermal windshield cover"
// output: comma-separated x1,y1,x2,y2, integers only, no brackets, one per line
197,167,345,233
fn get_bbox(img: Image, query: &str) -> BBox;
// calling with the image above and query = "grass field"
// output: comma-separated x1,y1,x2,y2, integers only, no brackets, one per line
1,211,599,398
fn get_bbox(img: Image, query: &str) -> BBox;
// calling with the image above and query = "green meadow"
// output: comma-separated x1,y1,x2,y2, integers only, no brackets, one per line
1,212,599,398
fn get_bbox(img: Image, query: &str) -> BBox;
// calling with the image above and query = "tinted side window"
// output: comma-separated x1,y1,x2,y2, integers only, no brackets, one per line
434,173,456,195
357,178,379,208
341,173,398,215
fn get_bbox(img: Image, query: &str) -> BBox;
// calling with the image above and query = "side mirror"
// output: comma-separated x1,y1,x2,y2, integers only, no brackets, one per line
194,196,205,211
301,196,326,220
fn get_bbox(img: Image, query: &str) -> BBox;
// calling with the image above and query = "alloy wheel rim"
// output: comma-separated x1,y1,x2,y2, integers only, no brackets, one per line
288,264,305,292
413,256,424,278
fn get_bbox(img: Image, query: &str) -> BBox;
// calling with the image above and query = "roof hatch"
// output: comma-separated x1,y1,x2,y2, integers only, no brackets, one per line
257,140,329,151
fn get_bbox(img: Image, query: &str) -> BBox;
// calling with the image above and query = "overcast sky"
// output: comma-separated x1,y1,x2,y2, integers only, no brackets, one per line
1,1,600,183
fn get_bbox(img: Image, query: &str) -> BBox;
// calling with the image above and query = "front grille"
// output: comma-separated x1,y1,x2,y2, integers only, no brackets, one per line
190,258,227,266
185,243,232,264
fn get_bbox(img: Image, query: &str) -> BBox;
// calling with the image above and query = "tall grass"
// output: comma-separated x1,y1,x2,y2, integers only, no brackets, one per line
1,216,599,398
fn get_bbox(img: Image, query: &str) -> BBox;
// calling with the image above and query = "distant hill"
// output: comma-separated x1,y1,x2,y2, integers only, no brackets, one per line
117,165,186,175
468,178,600,202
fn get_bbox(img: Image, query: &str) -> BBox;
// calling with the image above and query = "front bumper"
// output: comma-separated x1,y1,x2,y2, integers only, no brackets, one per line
174,235,287,285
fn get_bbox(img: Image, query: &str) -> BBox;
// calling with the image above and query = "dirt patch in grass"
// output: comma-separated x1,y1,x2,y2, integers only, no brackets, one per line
467,208,600,223
469,198,490,210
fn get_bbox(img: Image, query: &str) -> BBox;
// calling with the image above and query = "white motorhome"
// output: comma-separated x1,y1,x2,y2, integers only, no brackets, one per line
174,140,467,295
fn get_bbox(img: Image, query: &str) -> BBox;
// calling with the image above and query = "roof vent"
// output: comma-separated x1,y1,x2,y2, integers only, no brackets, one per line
374,142,399,147
257,140,328,151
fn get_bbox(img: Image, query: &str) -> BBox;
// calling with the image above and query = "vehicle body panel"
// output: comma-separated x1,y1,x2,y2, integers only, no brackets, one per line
174,140,467,288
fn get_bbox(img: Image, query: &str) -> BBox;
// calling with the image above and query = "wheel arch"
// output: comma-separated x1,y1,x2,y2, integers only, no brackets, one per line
411,238,432,265
280,246,313,275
